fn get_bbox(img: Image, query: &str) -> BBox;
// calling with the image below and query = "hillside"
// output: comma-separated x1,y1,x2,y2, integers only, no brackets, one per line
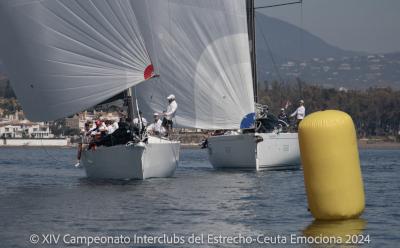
0,60,4,76
255,14,400,89
0,78,15,98
255,14,360,62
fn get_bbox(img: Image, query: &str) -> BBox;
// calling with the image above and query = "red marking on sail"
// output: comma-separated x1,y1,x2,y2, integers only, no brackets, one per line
144,64,154,80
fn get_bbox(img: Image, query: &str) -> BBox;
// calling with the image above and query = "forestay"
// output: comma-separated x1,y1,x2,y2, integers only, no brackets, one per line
0,0,152,121
133,0,255,130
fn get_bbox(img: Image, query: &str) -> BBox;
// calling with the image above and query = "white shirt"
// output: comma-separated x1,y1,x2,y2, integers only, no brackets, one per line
133,117,148,127
165,100,178,120
107,122,119,134
89,123,96,132
291,106,306,120
89,122,106,135
147,119,165,134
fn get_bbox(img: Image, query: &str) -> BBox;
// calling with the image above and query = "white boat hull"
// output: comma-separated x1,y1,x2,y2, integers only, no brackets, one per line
207,133,300,170
81,136,180,180
256,133,301,169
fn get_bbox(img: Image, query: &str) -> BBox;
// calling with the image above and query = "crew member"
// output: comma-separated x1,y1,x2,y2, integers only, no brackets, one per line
133,111,148,128
106,120,119,135
290,100,306,129
278,108,289,126
89,120,107,136
161,94,178,136
147,113,165,136
75,122,91,168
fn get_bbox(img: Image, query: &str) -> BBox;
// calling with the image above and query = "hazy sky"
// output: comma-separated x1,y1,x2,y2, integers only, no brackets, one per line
256,0,400,54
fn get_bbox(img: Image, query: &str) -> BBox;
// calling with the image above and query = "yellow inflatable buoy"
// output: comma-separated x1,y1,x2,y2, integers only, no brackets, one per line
299,110,365,220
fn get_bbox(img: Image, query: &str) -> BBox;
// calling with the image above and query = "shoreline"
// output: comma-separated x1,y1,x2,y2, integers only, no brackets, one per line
357,140,400,150
0,141,398,150
0,144,202,149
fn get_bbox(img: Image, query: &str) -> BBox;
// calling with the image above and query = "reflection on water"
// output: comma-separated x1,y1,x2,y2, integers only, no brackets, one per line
303,218,367,244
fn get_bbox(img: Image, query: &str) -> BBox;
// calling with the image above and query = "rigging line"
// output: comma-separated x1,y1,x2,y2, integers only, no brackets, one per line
254,14,285,84
255,1,303,10
133,87,144,137
300,0,304,61
40,138,66,166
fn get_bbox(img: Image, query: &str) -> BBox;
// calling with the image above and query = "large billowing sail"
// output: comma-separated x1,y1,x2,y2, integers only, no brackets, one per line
133,0,255,130
0,0,152,121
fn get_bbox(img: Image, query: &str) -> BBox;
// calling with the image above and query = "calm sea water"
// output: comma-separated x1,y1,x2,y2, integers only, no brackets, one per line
0,147,399,248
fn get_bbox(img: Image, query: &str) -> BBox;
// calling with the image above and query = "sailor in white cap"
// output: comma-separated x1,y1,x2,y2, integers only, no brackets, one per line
147,112,165,136
160,94,178,135
278,107,289,126
290,99,306,129
133,110,148,128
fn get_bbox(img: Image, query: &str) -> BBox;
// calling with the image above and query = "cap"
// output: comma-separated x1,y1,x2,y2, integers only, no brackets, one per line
281,108,285,111
299,100,304,104
167,94,175,100
153,112,159,116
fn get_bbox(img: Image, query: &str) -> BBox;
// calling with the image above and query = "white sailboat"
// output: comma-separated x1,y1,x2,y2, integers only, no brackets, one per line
0,0,260,178
208,0,301,170
0,0,180,179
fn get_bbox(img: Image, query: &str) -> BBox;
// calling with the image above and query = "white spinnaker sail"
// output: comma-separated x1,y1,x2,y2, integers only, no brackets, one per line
0,0,152,121
133,0,255,130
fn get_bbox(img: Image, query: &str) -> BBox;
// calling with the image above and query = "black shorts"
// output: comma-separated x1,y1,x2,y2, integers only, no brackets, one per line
162,118,173,128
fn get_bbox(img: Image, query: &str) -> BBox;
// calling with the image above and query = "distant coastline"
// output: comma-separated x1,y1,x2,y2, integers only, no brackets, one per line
358,139,400,149
0,137,69,147
0,138,398,150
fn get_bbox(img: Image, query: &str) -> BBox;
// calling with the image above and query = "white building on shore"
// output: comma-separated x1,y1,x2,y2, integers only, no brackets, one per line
0,121,54,138
0,120,70,147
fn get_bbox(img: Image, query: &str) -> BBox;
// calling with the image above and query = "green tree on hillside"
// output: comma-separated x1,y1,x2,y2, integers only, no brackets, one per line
259,81,400,139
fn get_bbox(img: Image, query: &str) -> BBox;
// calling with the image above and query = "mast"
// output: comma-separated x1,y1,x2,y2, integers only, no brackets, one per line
133,88,144,135
247,0,258,103
126,88,136,122
247,0,303,105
